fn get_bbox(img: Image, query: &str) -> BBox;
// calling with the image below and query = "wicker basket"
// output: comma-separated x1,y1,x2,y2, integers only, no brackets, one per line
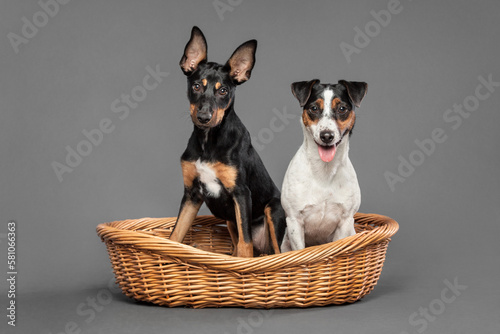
96,213,398,308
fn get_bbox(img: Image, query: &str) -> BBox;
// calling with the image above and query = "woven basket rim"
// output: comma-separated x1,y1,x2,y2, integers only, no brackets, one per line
96,212,398,273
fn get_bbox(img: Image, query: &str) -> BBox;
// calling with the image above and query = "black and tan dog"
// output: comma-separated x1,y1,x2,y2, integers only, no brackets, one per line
169,27,285,257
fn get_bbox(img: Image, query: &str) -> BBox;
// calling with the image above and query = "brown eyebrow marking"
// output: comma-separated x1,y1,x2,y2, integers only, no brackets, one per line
331,97,341,110
302,110,320,127
202,78,207,86
315,98,324,110
215,82,221,90
301,98,323,127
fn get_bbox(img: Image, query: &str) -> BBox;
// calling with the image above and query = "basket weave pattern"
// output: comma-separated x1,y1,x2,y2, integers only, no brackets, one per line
97,213,398,308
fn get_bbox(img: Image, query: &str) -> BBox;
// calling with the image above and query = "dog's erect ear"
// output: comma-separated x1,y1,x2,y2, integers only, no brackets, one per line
180,26,207,76
225,40,257,84
338,80,367,108
291,79,320,107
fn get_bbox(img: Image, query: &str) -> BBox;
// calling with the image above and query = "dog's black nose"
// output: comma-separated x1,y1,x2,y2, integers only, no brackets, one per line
320,131,334,144
197,113,212,124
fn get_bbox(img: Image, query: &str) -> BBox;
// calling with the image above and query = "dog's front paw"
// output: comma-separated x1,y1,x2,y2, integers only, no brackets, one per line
280,233,292,252
191,242,213,252
331,219,356,242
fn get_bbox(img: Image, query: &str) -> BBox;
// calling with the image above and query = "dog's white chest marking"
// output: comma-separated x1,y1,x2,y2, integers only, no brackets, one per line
195,159,221,197
300,190,356,245
281,138,360,249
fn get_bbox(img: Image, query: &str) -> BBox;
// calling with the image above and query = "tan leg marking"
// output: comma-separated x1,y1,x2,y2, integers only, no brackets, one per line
265,206,281,254
170,201,202,243
181,160,198,188
234,199,253,257
226,220,238,256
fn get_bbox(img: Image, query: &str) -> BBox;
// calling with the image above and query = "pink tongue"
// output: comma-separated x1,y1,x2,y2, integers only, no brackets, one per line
318,145,336,162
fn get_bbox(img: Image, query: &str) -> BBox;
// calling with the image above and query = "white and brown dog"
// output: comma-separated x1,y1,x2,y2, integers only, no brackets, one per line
281,79,367,251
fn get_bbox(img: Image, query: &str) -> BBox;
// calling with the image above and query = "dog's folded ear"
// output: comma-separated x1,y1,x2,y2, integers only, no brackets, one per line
338,80,367,108
180,26,208,76
225,40,257,85
291,79,320,107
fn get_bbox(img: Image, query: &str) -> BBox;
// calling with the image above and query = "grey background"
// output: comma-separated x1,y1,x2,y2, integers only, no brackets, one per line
1,0,499,333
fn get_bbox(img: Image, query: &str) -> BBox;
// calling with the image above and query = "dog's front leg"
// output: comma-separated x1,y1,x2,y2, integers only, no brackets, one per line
331,216,356,242
285,216,305,251
226,221,238,256
280,232,292,252
233,187,253,257
170,191,203,243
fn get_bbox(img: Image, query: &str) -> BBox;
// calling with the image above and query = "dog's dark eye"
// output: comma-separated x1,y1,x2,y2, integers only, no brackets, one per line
219,87,228,95
338,106,348,114
192,83,201,91
309,105,319,113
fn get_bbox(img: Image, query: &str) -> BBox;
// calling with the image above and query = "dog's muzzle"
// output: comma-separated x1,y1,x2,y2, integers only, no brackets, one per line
196,105,213,125
320,131,335,144
197,111,212,124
